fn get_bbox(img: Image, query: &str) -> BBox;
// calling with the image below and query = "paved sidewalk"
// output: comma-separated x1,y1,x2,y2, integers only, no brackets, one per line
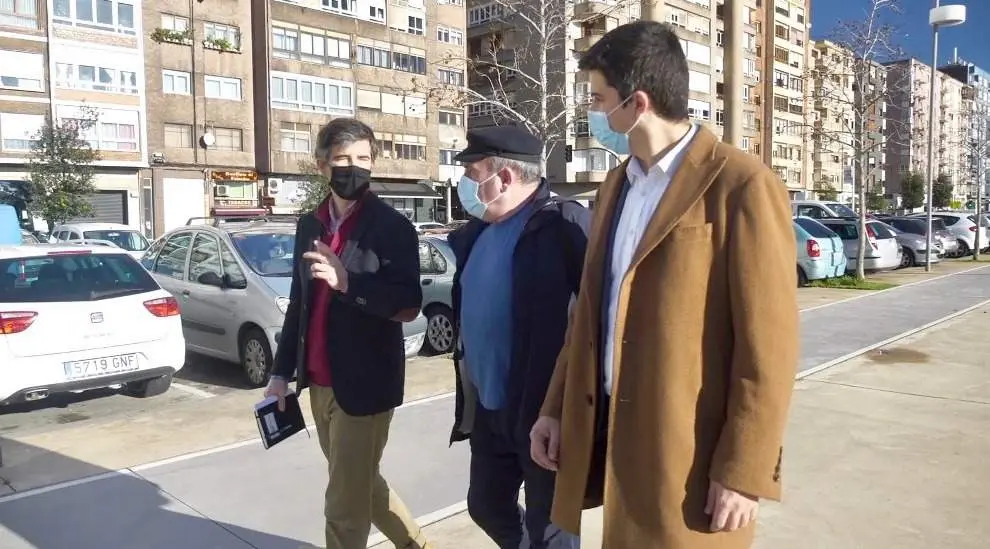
387,303,990,548
1,265,988,548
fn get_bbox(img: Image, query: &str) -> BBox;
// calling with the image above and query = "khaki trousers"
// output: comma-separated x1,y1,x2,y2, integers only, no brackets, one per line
309,384,428,549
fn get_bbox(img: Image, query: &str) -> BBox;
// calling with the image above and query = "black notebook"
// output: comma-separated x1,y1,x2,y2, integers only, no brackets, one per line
253,392,308,449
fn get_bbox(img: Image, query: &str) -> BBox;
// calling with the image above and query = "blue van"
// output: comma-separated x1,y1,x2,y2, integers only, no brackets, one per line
0,204,21,245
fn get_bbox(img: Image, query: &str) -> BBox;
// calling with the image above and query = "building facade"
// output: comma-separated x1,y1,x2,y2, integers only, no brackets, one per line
941,57,990,207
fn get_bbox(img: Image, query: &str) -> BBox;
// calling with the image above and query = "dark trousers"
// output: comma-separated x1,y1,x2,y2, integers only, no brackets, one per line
467,405,580,549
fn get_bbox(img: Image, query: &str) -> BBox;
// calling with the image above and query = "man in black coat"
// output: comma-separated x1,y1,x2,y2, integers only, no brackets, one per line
448,126,590,549
265,118,430,549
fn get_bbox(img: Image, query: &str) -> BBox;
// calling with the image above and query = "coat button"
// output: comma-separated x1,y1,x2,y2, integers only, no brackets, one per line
585,394,594,406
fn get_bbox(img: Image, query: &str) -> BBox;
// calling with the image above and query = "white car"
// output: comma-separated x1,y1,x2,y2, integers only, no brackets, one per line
48,222,151,261
0,245,186,405
907,212,990,256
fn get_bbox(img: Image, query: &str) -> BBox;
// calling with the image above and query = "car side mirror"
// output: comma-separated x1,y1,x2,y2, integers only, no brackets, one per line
223,273,248,289
198,271,224,287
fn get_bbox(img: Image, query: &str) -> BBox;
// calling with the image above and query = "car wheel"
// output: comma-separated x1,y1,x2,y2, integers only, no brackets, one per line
123,374,173,398
240,327,273,388
957,240,971,256
797,266,809,287
425,305,455,355
900,246,915,268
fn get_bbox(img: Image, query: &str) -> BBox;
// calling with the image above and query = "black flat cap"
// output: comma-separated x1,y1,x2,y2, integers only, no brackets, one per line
453,125,542,163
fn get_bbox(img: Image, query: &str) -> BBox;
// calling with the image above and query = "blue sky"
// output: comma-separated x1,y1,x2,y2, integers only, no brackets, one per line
811,0,990,70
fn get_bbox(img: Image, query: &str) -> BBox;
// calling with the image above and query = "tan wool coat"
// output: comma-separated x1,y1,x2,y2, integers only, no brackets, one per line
540,127,799,549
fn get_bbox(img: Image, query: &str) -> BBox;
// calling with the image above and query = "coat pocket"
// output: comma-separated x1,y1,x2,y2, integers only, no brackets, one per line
668,223,713,242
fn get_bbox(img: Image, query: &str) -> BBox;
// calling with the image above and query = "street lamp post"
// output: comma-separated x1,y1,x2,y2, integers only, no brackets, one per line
925,1,966,272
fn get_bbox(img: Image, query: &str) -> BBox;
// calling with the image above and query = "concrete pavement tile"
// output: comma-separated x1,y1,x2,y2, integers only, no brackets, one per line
136,395,469,546
796,287,865,310
0,472,270,548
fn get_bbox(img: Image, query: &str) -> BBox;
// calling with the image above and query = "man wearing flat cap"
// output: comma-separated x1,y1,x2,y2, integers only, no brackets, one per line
447,125,590,549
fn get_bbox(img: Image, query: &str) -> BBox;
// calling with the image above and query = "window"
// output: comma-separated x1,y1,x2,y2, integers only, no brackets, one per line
203,22,240,50
279,122,311,153
272,27,298,55
162,69,191,94
275,26,351,66
438,110,463,126
1,254,158,303
0,0,38,29
0,112,43,151
160,13,188,31
187,234,222,285
715,30,723,47
52,0,134,34
439,149,457,165
715,109,724,126
368,2,385,21
0,50,43,91
687,99,711,120
468,3,505,27
321,0,355,15
574,148,619,172
205,75,242,101
773,95,788,112
393,142,425,160
212,127,242,151
356,45,390,68
437,26,463,45
438,0,464,5
438,68,464,86
270,71,353,114
57,106,139,152
55,63,138,94
154,233,192,279
688,70,710,93
219,241,246,286
164,123,192,148
774,24,788,40
407,16,424,35
392,52,426,74
774,47,788,64
679,39,710,65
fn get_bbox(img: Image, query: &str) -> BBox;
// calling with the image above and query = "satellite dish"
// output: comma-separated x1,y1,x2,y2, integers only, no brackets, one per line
200,133,216,148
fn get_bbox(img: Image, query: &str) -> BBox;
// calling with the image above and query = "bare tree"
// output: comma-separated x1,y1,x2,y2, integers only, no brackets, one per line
427,1,635,176
808,0,907,280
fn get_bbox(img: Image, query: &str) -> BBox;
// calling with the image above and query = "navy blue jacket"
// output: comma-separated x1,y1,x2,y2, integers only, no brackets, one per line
448,181,591,445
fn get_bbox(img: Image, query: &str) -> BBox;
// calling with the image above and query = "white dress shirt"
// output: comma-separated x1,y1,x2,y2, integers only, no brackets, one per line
603,124,698,395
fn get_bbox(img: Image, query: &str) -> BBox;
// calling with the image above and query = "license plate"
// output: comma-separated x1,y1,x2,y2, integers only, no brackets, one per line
63,354,139,380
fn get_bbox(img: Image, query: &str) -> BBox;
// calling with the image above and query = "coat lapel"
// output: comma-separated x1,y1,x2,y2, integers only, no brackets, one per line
627,128,725,272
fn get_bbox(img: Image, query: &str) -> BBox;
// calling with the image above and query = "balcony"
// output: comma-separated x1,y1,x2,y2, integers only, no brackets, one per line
573,1,614,22
575,32,604,52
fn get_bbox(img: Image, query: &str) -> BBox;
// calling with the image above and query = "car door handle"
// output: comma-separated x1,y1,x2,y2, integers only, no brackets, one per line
422,279,433,286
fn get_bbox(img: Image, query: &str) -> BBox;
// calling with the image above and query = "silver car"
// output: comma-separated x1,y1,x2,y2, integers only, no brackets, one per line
142,218,427,387
419,236,456,354
818,218,902,272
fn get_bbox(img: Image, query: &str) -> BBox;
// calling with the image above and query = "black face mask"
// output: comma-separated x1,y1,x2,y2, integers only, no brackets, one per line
328,165,372,200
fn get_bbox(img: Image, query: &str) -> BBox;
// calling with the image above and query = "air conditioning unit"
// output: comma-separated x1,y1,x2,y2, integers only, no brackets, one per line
267,178,282,194
215,184,230,197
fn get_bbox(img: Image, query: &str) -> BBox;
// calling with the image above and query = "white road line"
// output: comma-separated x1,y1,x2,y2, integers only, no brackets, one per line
366,501,469,547
170,382,217,399
799,263,990,313
0,469,139,504
796,297,990,380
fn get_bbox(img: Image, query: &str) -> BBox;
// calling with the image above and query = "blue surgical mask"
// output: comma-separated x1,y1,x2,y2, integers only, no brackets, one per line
457,173,500,219
588,96,639,156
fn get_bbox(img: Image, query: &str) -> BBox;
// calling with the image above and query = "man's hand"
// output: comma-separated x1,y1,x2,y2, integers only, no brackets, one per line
705,480,759,532
302,239,348,292
530,416,561,471
264,377,290,412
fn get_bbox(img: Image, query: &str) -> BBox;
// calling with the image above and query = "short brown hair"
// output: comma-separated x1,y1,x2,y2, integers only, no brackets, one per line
314,117,380,161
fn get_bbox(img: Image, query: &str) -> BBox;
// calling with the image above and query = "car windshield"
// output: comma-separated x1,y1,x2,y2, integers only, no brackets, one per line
229,232,296,277
0,252,159,303
795,217,837,238
825,203,858,217
82,230,150,251
821,222,857,240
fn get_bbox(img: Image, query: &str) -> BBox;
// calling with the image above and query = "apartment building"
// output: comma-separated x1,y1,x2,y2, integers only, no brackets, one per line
143,0,257,234
1,0,149,230
941,57,990,204
809,40,887,207
883,58,967,206
253,0,467,223
762,0,812,198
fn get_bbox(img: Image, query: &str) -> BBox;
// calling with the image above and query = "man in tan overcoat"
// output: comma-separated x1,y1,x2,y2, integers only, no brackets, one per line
530,21,799,549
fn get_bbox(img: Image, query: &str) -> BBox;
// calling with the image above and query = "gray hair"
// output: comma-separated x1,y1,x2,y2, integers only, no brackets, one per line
489,156,541,184
314,118,380,162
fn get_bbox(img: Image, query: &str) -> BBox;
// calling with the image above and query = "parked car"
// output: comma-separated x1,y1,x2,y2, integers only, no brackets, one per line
413,222,447,234
49,223,151,260
419,235,456,354
0,244,185,405
793,216,847,285
872,220,940,268
20,230,40,244
791,200,859,219
907,212,989,256
142,218,427,387
142,218,429,386
876,216,959,258
818,218,902,272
